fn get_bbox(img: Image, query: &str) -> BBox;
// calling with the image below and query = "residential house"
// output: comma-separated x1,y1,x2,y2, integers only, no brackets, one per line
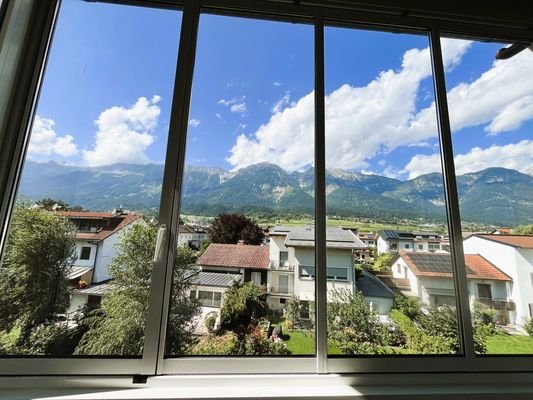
391,251,514,324
55,210,142,314
191,243,268,331
178,224,208,250
376,230,446,255
355,270,394,315
268,226,365,311
463,234,533,329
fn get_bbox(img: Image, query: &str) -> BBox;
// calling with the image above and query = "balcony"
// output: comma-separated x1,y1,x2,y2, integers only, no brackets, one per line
477,297,516,311
269,260,295,271
267,284,290,295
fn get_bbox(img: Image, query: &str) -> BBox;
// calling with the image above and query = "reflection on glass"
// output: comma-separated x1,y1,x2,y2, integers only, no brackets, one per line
324,27,461,355
165,14,315,356
0,1,181,356
443,38,533,355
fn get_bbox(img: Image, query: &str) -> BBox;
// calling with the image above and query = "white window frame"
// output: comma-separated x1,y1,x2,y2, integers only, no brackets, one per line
0,0,533,378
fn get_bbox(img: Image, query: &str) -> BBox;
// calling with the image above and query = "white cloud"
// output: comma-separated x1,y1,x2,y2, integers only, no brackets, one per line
228,39,471,171
189,118,201,127
273,81,282,87
485,96,533,134
215,113,222,119
28,116,78,157
83,96,161,167
230,102,247,113
404,140,533,178
410,45,533,137
218,97,247,114
272,92,291,114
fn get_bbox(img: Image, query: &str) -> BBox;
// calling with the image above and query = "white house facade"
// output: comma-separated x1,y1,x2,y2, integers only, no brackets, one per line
391,251,514,324
55,210,143,315
463,234,533,329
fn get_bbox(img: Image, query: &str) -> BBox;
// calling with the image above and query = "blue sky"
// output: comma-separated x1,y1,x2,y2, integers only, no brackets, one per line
27,1,533,180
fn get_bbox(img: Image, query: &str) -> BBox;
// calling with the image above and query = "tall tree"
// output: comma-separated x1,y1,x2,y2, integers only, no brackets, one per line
35,197,83,211
75,223,200,355
208,213,264,245
0,205,76,344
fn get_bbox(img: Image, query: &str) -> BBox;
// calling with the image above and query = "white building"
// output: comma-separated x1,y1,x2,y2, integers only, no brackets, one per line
376,230,447,255
268,226,365,311
178,224,208,250
55,210,143,314
391,251,514,324
463,234,533,329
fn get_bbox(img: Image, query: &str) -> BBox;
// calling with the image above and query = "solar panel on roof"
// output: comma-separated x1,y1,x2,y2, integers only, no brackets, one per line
409,253,473,274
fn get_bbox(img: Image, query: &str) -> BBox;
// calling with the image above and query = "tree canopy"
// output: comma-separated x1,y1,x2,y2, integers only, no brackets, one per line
0,205,76,345
513,224,533,235
207,213,265,245
35,197,83,211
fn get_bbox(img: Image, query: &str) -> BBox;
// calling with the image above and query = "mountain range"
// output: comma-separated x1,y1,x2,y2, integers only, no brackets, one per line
17,161,533,226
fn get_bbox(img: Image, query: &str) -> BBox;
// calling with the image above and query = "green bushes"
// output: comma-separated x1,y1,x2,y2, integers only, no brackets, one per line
394,295,422,320
327,289,389,354
524,318,533,337
390,310,452,354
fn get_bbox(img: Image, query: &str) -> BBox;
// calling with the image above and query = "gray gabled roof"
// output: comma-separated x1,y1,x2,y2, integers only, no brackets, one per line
356,271,394,299
272,226,366,249
189,271,242,288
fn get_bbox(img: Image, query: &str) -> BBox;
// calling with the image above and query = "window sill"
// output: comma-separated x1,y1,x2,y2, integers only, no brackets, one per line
2,373,533,399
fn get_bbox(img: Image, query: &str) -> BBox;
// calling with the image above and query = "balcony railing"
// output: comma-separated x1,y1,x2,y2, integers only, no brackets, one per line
269,260,295,271
477,297,516,311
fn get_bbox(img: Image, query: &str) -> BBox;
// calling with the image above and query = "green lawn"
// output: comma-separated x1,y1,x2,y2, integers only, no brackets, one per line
486,334,533,354
283,330,343,355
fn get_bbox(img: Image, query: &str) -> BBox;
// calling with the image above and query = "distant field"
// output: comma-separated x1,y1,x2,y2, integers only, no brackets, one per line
262,217,425,233
181,214,450,233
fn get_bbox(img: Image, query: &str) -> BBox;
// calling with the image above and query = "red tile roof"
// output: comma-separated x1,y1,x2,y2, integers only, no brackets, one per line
474,234,533,249
55,211,142,242
197,243,269,270
399,251,511,281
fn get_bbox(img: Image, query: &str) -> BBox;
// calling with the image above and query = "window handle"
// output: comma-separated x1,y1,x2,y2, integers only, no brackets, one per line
153,224,167,263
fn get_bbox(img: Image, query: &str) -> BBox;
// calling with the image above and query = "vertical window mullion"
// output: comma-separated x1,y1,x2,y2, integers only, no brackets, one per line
428,28,475,361
141,0,201,376
314,13,327,374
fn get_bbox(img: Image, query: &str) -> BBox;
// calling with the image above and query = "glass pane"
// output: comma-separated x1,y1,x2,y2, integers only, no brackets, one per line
325,27,462,355
0,0,182,356
442,38,533,355
165,13,315,357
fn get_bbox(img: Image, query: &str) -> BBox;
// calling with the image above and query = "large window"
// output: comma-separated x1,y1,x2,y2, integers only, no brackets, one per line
443,37,533,355
0,0,532,377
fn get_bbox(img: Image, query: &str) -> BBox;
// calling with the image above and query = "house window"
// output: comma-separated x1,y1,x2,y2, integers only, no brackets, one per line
80,246,91,260
327,267,348,281
405,244,410,249
300,265,316,279
279,251,288,264
251,271,262,285
197,291,222,308
418,245,423,250
477,284,492,300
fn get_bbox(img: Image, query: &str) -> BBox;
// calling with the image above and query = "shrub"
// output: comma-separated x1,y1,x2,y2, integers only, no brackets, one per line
27,323,84,355
220,282,268,333
204,312,217,333
189,332,238,355
390,310,451,354
327,289,389,354
524,318,533,337
394,295,422,320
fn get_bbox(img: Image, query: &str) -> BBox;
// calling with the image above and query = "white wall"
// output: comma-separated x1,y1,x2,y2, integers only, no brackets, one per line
93,219,144,283
463,236,533,328
73,241,97,268
67,293,88,315
365,296,393,315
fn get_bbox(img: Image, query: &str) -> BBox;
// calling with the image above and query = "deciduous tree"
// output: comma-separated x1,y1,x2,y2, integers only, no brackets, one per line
208,213,264,245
